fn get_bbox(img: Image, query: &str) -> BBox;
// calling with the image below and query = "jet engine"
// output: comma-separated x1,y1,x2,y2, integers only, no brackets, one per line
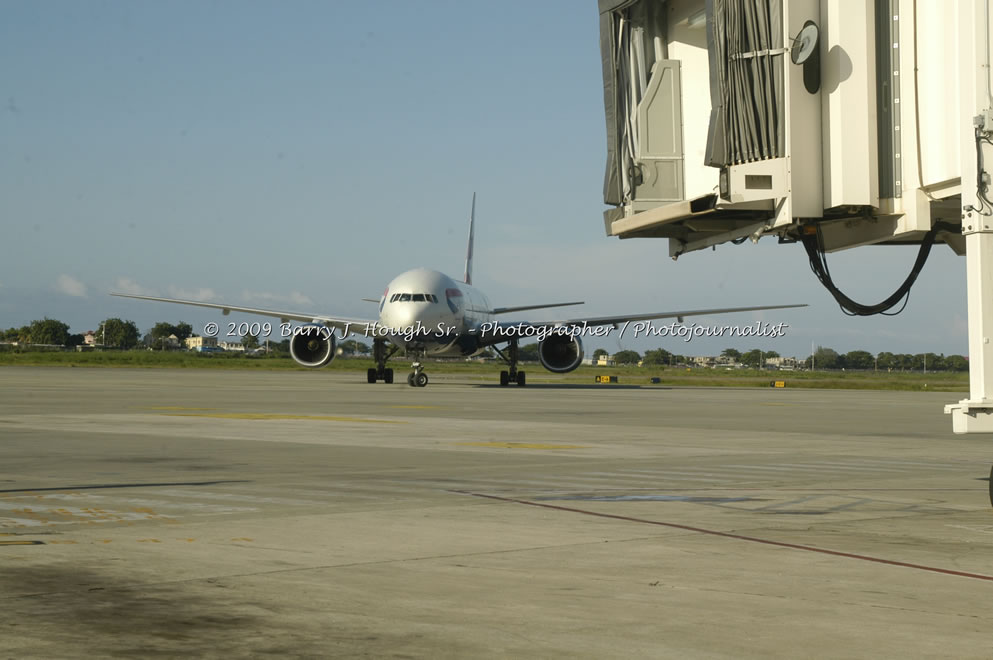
289,324,336,368
537,333,584,373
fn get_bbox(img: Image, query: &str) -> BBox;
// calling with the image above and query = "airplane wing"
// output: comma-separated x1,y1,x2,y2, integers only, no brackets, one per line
110,293,378,333
490,301,584,315
472,303,807,343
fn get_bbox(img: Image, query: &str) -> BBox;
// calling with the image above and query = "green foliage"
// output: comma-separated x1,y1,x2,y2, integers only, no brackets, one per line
613,349,641,364
720,348,741,361
150,322,176,339
100,318,140,349
642,348,673,365
339,339,370,355
592,348,608,359
242,332,260,350
519,343,539,361
173,322,193,342
146,321,194,350
811,346,840,369
740,348,764,368
945,354,968,371
29,318,70,345
843,350,874,370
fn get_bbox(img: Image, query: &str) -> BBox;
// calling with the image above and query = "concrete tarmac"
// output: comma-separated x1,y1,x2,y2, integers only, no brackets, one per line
1,366,991,659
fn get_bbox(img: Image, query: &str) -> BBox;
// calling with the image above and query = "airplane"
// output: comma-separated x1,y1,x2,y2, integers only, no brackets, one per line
112,194,806,387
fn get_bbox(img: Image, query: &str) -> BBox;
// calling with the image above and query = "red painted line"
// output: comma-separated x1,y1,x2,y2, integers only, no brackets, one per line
452,490,993,583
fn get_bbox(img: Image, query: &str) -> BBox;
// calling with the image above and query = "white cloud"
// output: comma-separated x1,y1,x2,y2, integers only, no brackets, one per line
114,277,155,296
241,290,314,307
167,286,218,302
55,274,87,298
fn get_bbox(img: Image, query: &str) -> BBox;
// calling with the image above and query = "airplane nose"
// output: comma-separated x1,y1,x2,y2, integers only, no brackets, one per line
387,303,445,335
393,308,417,329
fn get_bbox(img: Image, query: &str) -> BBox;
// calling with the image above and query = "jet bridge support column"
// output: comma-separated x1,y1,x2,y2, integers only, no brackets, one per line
947,231,993,433
945,0,993,433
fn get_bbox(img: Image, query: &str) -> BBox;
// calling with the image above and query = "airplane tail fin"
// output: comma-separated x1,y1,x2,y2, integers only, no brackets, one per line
463,193,475,285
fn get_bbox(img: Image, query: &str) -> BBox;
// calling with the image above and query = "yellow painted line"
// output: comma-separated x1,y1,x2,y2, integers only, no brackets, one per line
137,538,161,543
389,405,442,410
456,441,586,450
161,412,404,424
144,406,219,411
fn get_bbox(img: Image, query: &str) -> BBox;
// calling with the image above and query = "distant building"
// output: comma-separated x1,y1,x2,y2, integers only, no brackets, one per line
218,341,245,352
185,335,218,350
766,356,800,370
83,331,98,346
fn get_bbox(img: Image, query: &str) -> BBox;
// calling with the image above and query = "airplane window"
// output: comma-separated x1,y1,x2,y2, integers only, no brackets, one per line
413,294,425,302
399,293,411,302
390,294,399,302
429,294,437,303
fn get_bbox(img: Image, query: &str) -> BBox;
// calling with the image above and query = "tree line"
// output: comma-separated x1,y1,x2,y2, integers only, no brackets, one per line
3,318,198,350
0,320,971,371
805,346,967,371
583,346,968,371
2,318,141,348
1,318,381,355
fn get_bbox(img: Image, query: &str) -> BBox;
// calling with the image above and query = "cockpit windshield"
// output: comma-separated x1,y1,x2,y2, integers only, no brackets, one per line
389,293,437,303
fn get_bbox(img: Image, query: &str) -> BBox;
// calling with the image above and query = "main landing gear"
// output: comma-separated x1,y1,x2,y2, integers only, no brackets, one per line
407,361,429,387
367,338,398,384
493,339,526,387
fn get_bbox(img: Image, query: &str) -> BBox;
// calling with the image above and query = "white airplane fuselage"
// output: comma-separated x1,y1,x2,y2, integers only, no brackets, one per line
377,268,493,356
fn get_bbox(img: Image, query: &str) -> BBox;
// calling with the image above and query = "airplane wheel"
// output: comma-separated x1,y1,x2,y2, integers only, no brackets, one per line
499,371,509,387
407,373,416,387
367,368,377,384
516,371,526,386
384,368,394,384
416,373,429,387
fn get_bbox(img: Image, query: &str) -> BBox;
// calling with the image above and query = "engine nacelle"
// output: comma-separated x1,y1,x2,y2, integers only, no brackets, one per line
289,324,336,368
537,333,584,373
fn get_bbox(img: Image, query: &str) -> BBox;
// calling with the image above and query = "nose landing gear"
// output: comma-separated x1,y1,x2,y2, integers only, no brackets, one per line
407,361,429,387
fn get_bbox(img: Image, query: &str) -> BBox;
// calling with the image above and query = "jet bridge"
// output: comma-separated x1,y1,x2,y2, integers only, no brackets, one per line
598,0,993,435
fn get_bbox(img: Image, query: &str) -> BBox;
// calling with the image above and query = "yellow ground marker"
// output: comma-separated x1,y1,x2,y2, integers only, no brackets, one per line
161,412,404,424
456,441,586,450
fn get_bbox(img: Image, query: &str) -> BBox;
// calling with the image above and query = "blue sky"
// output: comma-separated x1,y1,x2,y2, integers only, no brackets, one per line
0,1,968,358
